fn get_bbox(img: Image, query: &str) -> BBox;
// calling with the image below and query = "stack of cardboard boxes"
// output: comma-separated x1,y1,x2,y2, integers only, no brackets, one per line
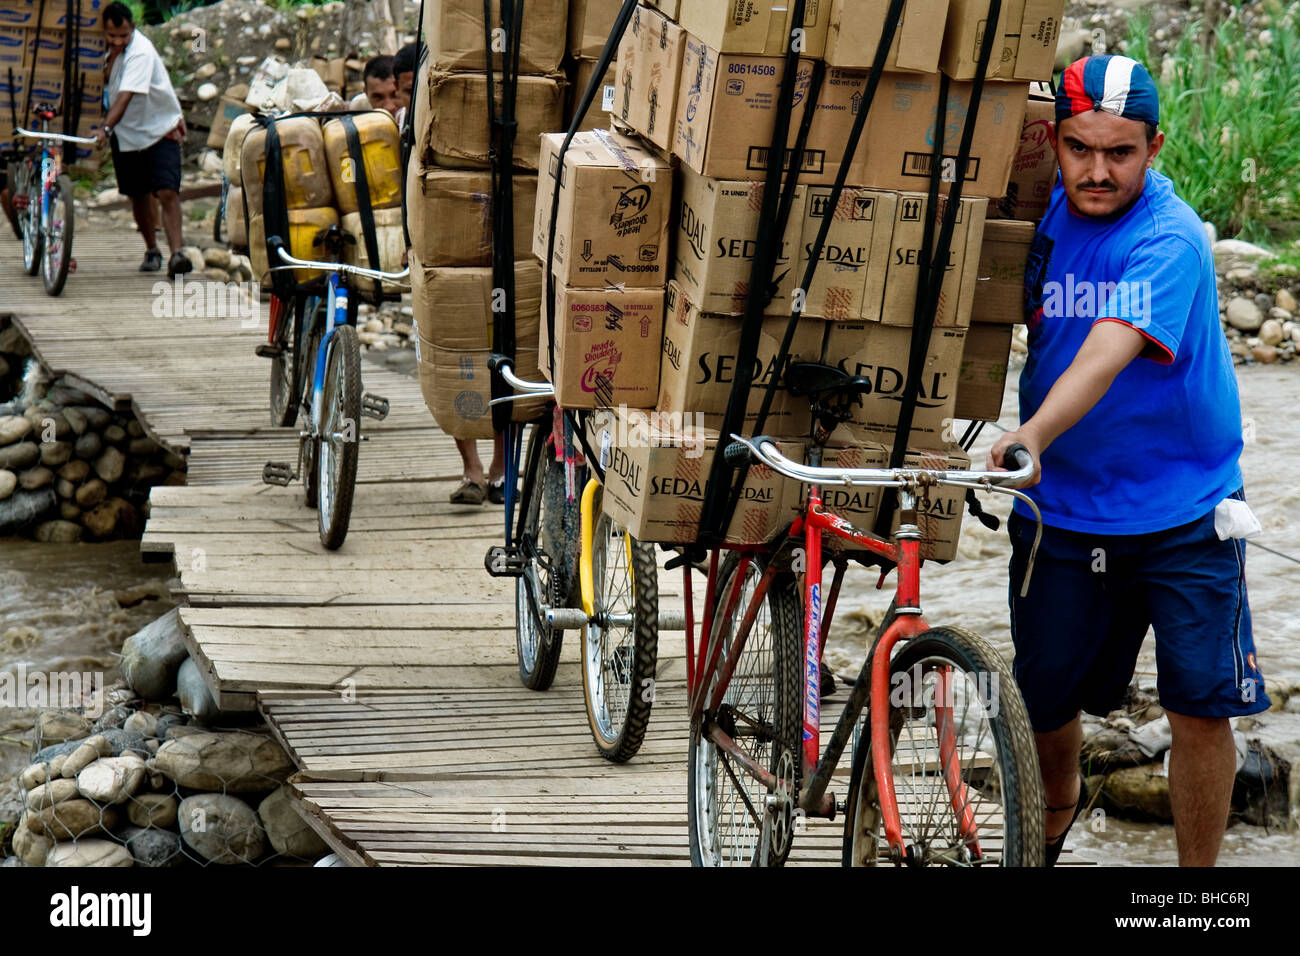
0,0,106,168
531,0,1062,556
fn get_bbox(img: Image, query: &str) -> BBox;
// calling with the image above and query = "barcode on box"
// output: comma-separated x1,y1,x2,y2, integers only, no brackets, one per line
746,147,825,174
901,152,981,181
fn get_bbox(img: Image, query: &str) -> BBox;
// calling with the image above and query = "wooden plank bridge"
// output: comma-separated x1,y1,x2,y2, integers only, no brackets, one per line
3,228,870,865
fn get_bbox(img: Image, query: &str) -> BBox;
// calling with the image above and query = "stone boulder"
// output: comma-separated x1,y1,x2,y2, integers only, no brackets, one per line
93,446,126,483
59,734,112,777
120,825,184,867
258,785,327,858
179,794,266,864
0,486,57,534
45,839,133,867
33,520,82,543
127,793,178,829
12,814,51,867
177,656,221,723
0,441,39,470
39,441,73,467
37,709,93,745
78,754,148,804
18,466,52,490
27,799,118,839
151,731,294,792
0,415,33,445
25,777,79,811
0,470,15,501
121,609,189,700
1100,763,1173,822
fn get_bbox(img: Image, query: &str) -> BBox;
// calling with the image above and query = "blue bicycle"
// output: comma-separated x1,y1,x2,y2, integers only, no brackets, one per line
259,228,404,549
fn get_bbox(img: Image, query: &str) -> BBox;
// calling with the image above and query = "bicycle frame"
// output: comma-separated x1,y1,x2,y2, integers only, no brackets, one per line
305,274,348,433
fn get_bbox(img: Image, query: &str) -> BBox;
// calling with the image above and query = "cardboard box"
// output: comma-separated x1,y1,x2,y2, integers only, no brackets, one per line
569,56,616,132
612,3,684,151
798,186,896,320
40,0,102,30
69,31,105,71
823,0,951,72
880,193,987,328
411,258,548,439
955,321,1012,421
407,166,538,267
990,84,1056,221
673,166,805,316
0,0,36,28
813,71,1027,197
970,216,1034,325
679,0,829,58
820,442,890,544
27,67,63,106
205,94,248,150
420,71,564,170
940,0,1063,82
570,0,621,58
28,28,63,70
0,25,25,69
890,445,970,560
546,285,664,408
423,0,568,74
533,129,672,288
590,406,804,544
824,321,965,445
645,0,680,19
657,280,821,436
672,35,817,182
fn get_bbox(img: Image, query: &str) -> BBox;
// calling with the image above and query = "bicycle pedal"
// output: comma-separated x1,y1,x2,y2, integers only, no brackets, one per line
254,343,283,360
361,393,390,421
483,545,527,578
262,461,294,486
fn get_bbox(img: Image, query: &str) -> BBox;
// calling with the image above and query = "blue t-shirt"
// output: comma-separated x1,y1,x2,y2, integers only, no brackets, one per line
1016,169,1243,534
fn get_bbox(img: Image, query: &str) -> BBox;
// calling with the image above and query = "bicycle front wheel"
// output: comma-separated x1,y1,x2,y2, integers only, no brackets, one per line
842,626,1044,867
41,174,73,296
21,178,42,275
316,323,361,550
269,294,301,427
581,497,658,763
687,550,802,867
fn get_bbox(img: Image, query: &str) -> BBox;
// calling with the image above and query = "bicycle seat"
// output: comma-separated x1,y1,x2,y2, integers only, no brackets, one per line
33,104,57,120
786,362,873,434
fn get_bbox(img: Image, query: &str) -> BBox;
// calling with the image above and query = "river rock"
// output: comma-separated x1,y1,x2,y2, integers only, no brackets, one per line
60,406,87,435
177,656,221,723
46,839,133,867
128,793,178,829
33,519,83,543
179,794,266,864
37,709,93,745
93,446,125,483
1260,318,1285,347
55,478,75,500
127,420,144,438
203,247,232,270
1213,238,1272,266
93,703,132,732
78,754,147,804
123,711,158,737
18,466,53,490
120,824,182,867
19,762,48,790
1276,288,1298,313
121,609,188,700
152,731,293,792
0,470,14,501
1224,297,1264,332
73,405,110,429
129,462,167,485
59,502,80,522
128,436,159,457
0,415,33,445
25,777,79,810
1100,763,1173,822
75,478,108,508
103,424,126,443
60,735,112,777
82,497,140,539
28,799,117,839
0,486,57,534
0,441,39,470
258,785,327,858
74,431,102,461
12,814,51,866
1253,344,1279,364
39,440,72,467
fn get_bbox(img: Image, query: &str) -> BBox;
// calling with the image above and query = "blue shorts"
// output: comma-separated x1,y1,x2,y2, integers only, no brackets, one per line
1007,491,1269,732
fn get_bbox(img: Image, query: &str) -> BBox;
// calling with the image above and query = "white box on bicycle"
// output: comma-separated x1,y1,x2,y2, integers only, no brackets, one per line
824,321,965,446
672,166,806,316
796,185,897,320
656,280,819,436
545,284,664,409
590,406,804,544
533,128,672,289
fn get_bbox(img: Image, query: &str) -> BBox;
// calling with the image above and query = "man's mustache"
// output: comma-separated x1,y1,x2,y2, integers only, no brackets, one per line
1078,180,1117,191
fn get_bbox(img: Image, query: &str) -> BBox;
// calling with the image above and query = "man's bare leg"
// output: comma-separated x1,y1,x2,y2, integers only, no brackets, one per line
1037,714,1083,840
155,188,183,254
1166,710,1234,867
487,432,506,484
131,194,157,252
456,438,484,485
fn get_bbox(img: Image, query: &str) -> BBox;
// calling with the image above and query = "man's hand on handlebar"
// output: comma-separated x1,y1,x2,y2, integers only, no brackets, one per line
987,431,1041,487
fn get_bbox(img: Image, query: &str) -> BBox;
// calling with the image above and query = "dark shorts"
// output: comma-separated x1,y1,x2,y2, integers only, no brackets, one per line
110,135,181,198
1008,491,1269,732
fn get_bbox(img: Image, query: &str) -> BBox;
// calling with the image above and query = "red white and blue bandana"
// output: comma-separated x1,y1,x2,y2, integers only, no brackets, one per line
1057,55,1159,127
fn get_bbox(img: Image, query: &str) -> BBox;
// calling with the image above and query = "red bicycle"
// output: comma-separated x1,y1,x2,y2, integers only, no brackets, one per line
683,362,1047,867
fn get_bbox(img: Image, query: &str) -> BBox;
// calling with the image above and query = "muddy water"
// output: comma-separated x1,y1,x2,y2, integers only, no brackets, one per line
824,363,1300,866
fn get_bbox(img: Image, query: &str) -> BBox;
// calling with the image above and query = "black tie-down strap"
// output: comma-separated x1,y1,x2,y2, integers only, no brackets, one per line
339,113,381,282
258,114,295,300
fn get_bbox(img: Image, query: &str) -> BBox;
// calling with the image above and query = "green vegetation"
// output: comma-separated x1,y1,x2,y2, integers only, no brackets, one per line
1126,12,1300,244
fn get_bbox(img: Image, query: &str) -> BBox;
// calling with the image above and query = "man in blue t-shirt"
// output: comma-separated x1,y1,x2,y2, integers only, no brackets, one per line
988,55,1269,867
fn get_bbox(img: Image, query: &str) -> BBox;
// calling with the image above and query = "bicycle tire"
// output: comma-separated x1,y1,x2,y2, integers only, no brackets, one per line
841,625,1045,867
317,323,361,550
514,422,570,691
581,495,658,763
269,294,300,427
301,317,323,510
5,161,23,240
687,550,802,867
21,175,42,275
41,174,73,296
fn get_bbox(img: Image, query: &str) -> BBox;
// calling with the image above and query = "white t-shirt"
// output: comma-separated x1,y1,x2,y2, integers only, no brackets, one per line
107,29,183,152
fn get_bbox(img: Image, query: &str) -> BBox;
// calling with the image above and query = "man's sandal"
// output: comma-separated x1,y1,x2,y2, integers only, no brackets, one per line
449,477,486,505
1044,774,1089,867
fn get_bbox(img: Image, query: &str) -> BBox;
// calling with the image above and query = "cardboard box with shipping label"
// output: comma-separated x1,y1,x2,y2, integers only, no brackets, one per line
657,280,821,436
0,0,36,28
823,0,951,73
423,0,568,74
570,0,622,58
421,71,564,170
0,25,25,69
40,0,102,29
672,35,818,181
546,285,664,408
408,166,537,267
990,84,1056,221
673,166,805,316
591,407,804,544
570,56,616,133
970,216,1035,325
890,445,971,560
940,0,1064,82
798,186,896,320
825,322,965,445
955,322,1013,422
881,193,987,328
679,0,829,58
612,3,684,151
534,129,672,288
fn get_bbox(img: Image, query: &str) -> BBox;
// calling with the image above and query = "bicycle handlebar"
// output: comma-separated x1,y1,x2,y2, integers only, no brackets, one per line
269,236,410,283
16,127,98,145
488,354,556,398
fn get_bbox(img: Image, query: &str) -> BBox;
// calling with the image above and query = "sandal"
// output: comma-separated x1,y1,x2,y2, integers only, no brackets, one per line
449,476,486,506
487,477,506,505
1044,774,1089,867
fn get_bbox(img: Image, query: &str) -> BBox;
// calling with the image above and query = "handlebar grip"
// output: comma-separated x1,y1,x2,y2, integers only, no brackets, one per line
267,235,287,253
723,441,752,466
488,353,512,374
1004,442,1033,471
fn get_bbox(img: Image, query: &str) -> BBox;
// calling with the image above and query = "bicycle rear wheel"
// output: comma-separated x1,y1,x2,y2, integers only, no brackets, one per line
581,495,658,763
269,294,301,427
301,314,323,510
842,626,1044,867
41,174,73,296
687,550,802,867
317,323,361,550
21,176,42,275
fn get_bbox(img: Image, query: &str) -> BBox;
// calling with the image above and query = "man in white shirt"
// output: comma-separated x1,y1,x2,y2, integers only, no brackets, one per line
94,1,191,276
